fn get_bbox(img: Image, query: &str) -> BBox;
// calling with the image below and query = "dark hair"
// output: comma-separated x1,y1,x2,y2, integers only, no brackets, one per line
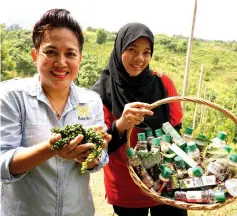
33,9,84,52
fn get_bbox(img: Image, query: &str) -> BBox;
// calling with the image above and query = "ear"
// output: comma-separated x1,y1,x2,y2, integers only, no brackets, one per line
31,48,37,63
79,54,82,62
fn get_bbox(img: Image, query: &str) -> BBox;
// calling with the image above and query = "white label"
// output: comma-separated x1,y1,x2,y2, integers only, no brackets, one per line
201,175,217,186
186,191,203,202
170,143,198,168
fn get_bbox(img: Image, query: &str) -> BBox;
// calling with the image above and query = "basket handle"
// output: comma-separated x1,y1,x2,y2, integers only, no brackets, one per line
126,96,237,150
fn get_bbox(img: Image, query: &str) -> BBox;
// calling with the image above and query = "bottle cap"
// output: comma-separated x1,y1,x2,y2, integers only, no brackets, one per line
126,148,135,158
146,130,153,137
182,145,189,153
216,131,227,141
137,133,146,141
214,192,226,202
223,145,232,153
229,154,237,163
155,129,164,137
164,156,174,163
152,138,160,146
187,141,197,152
184,127,193,135
162,134,171,143
160,164,166,171
191,166,203,176
162,167,173,179
174,156,185,168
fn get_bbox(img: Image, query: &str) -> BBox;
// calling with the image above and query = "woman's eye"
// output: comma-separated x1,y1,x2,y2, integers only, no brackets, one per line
44,50,56,55
67,52,77,57
144,51,151,56
128,48,135,52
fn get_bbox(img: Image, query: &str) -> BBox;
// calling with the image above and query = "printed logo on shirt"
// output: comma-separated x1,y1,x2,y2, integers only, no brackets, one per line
76,104,91,120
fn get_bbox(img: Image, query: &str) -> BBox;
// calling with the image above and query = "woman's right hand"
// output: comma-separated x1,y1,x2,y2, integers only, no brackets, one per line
51,135,94,160
116,102,153,133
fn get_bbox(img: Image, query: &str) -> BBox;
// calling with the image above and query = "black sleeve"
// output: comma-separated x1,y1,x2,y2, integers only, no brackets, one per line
107,120,127,154
173,122,182,134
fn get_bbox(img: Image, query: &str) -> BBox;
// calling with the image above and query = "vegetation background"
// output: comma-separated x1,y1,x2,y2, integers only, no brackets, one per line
1,24,236,215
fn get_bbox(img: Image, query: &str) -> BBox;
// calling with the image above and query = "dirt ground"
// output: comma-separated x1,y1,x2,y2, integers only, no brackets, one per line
90,170,114,216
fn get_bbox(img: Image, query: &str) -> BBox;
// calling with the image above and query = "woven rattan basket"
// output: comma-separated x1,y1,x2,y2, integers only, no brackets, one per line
125,96,237,210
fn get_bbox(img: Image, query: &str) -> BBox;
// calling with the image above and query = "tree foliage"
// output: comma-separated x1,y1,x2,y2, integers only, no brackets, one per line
1,24,236,146
96,28,107,44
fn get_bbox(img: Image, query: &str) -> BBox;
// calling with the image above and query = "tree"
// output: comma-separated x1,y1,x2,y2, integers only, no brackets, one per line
5,24,22,31
86,26,96,32
74,53,102,88
96,29,107,45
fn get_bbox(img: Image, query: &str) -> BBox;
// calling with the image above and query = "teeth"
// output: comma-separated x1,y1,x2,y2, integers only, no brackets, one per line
52,71,67,76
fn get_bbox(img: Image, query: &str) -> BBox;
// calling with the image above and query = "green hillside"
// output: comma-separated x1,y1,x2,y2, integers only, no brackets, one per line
1,24,237,145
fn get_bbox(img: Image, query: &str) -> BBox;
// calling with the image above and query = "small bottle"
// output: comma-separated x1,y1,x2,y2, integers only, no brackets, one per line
212,131,227,147
163,155,175,170
207,160,227,182
187,141,201,163
226,154,237,178
174,189,226,203
146,130,154,151
174,156,185,169
154,167,173,195
126,148,154,189
176,166,203,179
183,127,193,142
169,174,180,190
155,129,164,140
151,138,161,153
160,134,172,153
137,133,147,152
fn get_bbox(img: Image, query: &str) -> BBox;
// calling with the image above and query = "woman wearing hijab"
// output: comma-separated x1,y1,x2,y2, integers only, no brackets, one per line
92,23,185,216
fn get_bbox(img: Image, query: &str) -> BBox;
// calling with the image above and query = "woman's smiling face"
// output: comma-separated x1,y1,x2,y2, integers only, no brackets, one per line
121,37,152,77
31,27,82,91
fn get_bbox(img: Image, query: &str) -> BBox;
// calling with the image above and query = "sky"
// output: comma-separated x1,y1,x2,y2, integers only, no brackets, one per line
1,0,237,41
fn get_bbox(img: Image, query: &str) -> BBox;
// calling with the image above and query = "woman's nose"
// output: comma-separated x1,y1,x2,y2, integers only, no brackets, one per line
55,54,67,67
134,53,144,62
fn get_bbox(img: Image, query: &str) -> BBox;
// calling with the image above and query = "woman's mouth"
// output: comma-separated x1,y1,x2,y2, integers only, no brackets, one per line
51,71,69,78
131,64,142,71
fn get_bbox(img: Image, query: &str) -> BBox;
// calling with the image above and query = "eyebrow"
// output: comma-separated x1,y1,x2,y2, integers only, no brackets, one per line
44,45,78,52
129,44,151,50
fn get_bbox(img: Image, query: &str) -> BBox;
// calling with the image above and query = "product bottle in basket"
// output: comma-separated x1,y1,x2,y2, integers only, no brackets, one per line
163,153,175,171
126,148,154,189
151,138,161,153
176,166,203,179
174,189,226,203
154,166,173,195
155,128,164,140
160,134,172,153
183,127,193,142
174,156,187,179
136,133,147,152
145,130,154,151
221,154,237,179
187,141,201,163
227,154,237,176
212,131,227,147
